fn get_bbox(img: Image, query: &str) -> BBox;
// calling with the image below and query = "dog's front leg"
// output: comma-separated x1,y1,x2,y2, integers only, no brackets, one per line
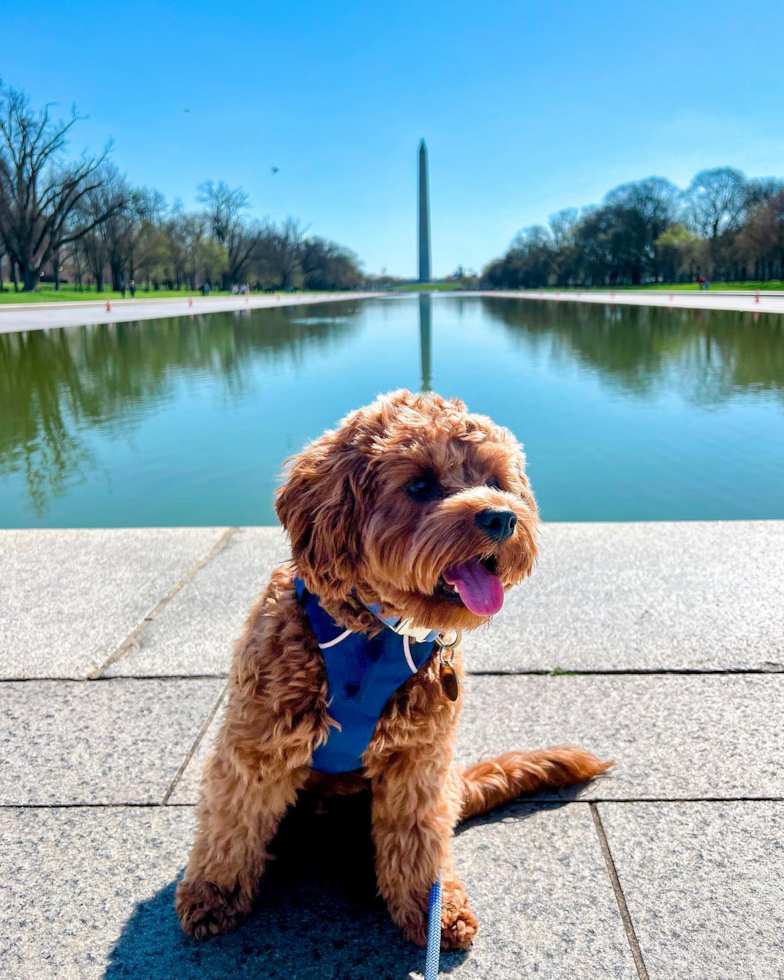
175,744,308,939
176,573,327,940
369,757,477,950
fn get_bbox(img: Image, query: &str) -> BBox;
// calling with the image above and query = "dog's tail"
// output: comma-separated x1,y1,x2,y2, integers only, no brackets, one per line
458,747,613,821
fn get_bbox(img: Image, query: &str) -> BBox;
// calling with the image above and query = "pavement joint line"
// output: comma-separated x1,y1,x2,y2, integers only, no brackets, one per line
161,685,227,805
590,802,650,980
468,667,784,676
3,667,783,683
572,796,784,803
87,527,239,679
0,674,233,683
0,802,199,809
4,798,782,810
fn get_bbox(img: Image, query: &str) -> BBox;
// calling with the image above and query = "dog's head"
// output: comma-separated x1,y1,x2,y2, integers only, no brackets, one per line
276,389,538,632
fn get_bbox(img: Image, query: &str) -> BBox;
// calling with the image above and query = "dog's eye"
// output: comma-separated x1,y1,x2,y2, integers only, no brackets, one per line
407,476,441,502
486,478,502,490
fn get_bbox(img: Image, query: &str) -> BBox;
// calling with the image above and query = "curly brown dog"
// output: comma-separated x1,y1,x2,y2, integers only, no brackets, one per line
176,389,611,950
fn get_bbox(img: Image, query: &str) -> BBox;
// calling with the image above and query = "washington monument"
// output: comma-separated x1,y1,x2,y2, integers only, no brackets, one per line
418,139,431,282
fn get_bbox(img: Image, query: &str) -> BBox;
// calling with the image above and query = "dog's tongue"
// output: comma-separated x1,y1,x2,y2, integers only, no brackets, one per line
443,558,504,617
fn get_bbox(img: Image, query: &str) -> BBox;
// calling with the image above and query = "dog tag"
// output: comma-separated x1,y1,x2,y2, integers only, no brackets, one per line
440,661,460,702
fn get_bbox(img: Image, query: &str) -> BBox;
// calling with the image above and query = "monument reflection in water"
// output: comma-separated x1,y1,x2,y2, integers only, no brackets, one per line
419,294,432,390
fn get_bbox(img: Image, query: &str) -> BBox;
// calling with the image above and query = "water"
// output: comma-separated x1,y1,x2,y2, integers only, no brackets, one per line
1,295,782,527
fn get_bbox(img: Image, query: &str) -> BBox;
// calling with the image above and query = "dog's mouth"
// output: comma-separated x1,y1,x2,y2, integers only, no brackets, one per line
434,555,505,617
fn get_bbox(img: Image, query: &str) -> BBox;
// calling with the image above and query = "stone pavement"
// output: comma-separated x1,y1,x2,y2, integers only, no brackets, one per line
3,288,783,338
1,522,782,979
0,292,379,334
481,288,784,317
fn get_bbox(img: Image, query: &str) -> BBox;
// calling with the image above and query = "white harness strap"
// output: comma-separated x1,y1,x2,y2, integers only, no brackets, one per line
403,634,418,674
318,628,353,650
319,624,421,674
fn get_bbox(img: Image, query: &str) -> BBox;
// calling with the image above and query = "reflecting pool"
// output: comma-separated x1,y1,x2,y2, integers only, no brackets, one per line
1,295,782,527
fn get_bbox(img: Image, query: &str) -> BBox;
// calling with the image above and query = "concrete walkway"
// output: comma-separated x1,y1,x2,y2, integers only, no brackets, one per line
479,288,784,316
1,522,782,978
0,291,378,334
2,288,783,336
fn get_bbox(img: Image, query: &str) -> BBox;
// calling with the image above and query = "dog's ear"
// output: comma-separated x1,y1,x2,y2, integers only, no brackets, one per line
275,426,369,600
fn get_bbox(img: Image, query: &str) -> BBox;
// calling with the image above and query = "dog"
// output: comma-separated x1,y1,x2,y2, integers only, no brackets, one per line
176,389,611,949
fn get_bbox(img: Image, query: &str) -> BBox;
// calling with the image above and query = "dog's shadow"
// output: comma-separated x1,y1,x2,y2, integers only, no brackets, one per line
107,790,524,980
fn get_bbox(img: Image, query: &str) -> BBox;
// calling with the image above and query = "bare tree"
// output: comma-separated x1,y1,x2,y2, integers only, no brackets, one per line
603,177,681,282
86,163,136,290
686,168,747,240
197,180,257,286
300,235,364,290
0,82,124,290
548,208,579,251
737,191,784,281
78,225,109,292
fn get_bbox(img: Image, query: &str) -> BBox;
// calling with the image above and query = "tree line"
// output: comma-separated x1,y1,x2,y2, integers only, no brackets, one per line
482,170,784,289
0,81,365,293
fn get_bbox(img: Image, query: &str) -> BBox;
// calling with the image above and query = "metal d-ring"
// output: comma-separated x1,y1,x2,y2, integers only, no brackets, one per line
436,629,462,665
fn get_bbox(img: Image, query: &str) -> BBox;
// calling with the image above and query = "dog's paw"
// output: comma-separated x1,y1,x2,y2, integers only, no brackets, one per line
440,891,478,950
401,885,478,951
175,876,251,940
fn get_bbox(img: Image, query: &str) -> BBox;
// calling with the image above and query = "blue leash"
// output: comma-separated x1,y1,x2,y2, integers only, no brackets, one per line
424,872,442,980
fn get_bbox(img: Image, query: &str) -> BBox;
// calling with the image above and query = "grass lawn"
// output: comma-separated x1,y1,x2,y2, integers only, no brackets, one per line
540,281,784,293
0,284,235,304
630,281,784,292
396,282,467,292
398,281,784,293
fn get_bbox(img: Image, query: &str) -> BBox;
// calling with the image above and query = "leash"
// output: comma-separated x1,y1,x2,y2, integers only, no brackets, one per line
424,872,443,980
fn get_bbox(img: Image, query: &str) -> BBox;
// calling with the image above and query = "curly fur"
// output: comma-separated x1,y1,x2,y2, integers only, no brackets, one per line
176,389,612,949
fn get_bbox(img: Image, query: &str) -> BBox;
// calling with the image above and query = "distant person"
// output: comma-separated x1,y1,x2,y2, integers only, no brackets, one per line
698,275,706,290
120,280,126,299
129,279,137,299
231,283,238,295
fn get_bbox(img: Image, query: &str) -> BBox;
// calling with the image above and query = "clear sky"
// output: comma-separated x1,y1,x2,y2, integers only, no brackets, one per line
5,0,784,278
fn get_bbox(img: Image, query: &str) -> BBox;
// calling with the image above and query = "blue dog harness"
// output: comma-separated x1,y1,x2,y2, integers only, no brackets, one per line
295,578,439,774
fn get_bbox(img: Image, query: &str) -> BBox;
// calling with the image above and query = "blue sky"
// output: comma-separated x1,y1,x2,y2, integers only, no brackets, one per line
5,0,784,277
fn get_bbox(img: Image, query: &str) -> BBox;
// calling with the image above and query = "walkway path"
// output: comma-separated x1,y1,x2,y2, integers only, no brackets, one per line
3,287,783,336
479,287,784,316
0,291,377,334
1,521,782,978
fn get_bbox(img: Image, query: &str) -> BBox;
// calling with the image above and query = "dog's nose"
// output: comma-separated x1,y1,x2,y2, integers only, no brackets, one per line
475,508,517,543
